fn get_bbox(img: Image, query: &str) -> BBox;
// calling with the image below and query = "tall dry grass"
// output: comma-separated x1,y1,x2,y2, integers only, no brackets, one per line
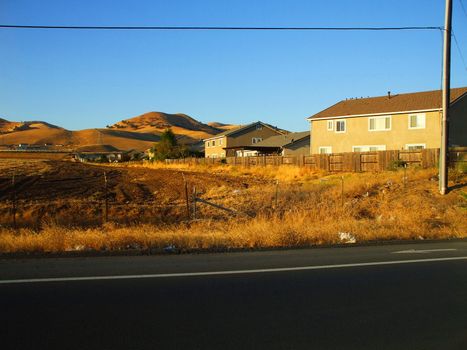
1,166,466,253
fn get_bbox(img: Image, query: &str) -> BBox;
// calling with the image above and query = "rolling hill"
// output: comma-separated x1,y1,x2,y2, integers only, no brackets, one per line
0,112,236,151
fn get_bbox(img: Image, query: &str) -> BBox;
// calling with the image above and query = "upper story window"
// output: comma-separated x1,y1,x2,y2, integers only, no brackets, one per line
212,140,216,146
335,120,346,133
219,139,223,145
256,124,263,130
252,137,262,144
206,141,210,147
369,116,391,131
408,113,426,129
327,120,334,131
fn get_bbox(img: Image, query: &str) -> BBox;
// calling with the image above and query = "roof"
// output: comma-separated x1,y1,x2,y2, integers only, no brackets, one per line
308,87,467,120
203,121,283,141
254,131,310,148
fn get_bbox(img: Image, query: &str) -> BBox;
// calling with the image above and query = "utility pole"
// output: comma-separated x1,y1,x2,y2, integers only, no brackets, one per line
440,0,452,195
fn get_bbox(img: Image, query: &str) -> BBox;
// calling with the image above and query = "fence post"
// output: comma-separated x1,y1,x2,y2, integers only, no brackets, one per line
274,180,279,209
11,174,17,230
103,171,108,224
182,173,190,221
192,186,197,220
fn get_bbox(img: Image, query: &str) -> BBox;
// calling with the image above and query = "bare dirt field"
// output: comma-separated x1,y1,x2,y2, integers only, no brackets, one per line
0,159,466,253
0,159,262,228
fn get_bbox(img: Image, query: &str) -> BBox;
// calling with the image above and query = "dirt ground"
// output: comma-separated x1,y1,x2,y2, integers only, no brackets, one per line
0,159,262,227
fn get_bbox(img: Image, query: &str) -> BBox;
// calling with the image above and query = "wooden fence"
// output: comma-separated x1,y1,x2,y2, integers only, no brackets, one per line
166,148,467,172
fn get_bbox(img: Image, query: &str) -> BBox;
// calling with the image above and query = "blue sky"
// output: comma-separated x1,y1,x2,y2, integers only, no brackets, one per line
1,0,467,131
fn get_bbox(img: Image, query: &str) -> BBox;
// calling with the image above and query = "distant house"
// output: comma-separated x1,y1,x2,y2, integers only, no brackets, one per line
235,131,310,156
307,87,467,154
74,144,128,163
203,121,284,158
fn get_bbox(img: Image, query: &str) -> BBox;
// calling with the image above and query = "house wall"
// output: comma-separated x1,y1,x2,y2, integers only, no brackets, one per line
310,111,441,154
450,95,467,147
204,124,282,157
283,137,310,156
204,136,227,158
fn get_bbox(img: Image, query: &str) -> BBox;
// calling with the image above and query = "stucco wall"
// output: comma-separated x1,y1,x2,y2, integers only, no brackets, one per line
283,137,310,156
310,111,441,154
205,125,282,157
450,96,467,147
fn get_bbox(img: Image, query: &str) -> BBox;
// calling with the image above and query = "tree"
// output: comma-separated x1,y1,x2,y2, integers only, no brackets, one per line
150,128,182,161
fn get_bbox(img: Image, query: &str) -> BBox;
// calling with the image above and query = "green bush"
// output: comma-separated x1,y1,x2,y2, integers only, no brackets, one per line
387,160,408,171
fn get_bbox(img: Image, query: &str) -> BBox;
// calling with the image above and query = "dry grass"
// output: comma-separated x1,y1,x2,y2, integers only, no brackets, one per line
1,163,466,254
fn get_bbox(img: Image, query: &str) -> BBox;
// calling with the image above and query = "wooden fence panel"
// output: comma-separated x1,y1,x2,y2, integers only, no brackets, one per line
165,148,455,171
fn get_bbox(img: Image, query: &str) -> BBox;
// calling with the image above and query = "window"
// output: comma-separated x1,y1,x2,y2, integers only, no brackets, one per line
319,146,332,154
352,145,386,152
252,137,262,144
327,120,334,131
219,139,223,145
408,113,426,129
369,116,391,131
212,140,216,146
405,144,426,151
335,120,346,133
256,124,263,130
206,141,210,147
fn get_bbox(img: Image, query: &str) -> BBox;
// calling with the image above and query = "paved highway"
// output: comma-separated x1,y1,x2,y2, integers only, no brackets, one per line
1,241,467,349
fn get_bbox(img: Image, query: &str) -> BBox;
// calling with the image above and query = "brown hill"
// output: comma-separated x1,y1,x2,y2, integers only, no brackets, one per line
107,112,231,140
0,112,234,151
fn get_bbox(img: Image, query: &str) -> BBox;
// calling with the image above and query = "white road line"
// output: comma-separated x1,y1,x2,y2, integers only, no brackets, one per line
1,256,467,285
392,249,457,254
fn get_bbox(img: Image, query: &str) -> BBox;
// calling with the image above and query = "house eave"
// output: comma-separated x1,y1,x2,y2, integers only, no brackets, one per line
306,108,441,121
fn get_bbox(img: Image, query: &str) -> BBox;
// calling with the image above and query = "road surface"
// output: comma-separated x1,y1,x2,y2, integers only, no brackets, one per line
1,241,467,349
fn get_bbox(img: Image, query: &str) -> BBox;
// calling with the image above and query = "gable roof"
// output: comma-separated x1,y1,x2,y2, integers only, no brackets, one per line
254,131,309,148
203,121,283,141
308,87,467,120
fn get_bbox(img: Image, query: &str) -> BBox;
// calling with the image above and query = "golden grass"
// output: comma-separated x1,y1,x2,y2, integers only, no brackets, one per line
1,165,466,253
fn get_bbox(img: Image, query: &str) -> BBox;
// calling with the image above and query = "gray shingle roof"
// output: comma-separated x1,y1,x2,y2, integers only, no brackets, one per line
308,87,467,120
254,131,309,147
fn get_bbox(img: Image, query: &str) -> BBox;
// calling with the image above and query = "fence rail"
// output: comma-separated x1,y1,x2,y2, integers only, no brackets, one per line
166,148,467,172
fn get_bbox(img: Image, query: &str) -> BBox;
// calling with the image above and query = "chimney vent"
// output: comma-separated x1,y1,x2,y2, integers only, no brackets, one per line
388,91,391,99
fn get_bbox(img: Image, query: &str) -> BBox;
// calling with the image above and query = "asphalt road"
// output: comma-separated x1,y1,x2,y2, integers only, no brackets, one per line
1,241,467,350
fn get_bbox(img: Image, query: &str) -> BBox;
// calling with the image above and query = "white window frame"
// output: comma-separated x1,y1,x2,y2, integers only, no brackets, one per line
335,120,346,133
319,146,332,154
212,140,216,147
219,139,223,145
252,137,262,144
405,143,426,151
368,115,391,132
408,113,426,129
352,145,386,152
327,120,334,131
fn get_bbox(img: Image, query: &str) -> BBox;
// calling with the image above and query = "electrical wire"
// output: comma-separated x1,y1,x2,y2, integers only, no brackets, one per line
452,31,467,71
459,0,467,18
0,24,443,31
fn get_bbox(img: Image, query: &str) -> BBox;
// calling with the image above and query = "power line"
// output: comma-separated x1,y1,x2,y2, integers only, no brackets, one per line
452,31,467,71
459,0,467,18
0,24,443,31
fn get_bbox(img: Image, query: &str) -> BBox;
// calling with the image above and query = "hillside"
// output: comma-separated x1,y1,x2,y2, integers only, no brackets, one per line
0,112,236,151
107,112,232,141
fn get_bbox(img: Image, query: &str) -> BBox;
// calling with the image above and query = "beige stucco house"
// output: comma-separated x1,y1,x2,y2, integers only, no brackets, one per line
308,87,467,154
204,121,283,158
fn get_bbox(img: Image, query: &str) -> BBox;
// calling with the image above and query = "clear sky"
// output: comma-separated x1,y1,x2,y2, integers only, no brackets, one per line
1,0,467,131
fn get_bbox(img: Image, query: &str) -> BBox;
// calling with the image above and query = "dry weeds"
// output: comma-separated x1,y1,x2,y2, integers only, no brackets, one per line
1,163,466,253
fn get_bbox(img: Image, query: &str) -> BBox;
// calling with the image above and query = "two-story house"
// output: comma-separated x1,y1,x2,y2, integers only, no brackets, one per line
204,121,284,158
308,87,467,154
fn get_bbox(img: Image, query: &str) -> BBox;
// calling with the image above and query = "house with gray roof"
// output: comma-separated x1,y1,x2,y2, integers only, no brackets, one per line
203,121,284,158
